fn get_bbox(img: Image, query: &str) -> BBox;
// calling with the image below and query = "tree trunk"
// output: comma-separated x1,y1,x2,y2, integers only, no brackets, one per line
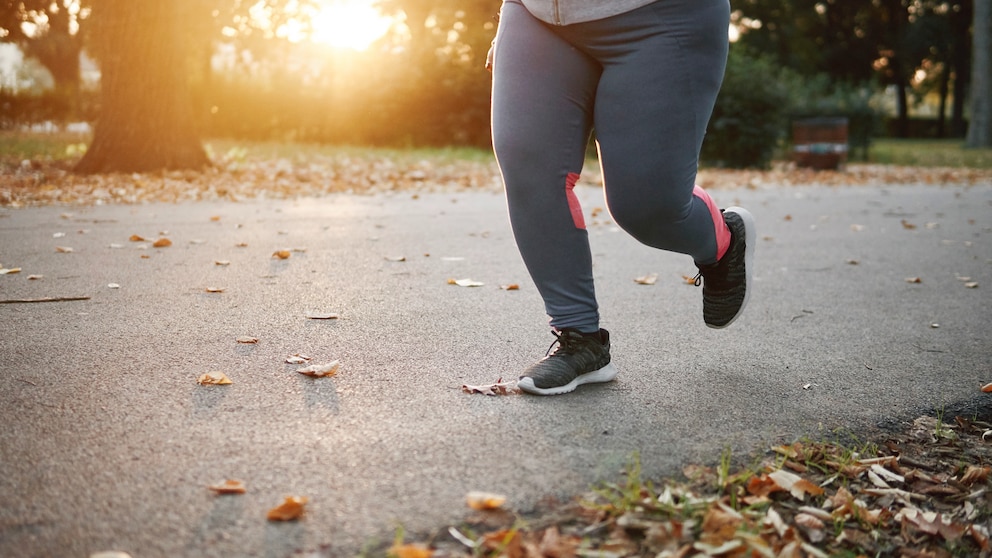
937,64,949,138
966,0,991,147
75,0,209,174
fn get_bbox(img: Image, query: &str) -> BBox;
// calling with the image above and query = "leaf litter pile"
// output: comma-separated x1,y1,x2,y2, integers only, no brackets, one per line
391,412,992,558
4,147,992,207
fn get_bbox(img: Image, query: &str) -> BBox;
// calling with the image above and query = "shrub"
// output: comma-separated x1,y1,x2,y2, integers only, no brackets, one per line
702,48,793,169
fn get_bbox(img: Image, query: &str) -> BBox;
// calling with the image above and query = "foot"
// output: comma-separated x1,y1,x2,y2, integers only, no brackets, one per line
517,328,617,395
695,206,755,329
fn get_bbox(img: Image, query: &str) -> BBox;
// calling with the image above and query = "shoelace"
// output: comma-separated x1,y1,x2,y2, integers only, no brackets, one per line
545,330,583,357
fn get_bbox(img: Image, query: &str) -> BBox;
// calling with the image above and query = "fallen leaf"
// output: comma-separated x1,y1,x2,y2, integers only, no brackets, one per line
266,496,307,521
851,224,865,232
210,215,221,221
297,360,339,377
499,284,519,291
768,469,824,500
205,287,225,293
959,465,990,486
235,242,248,248
794,512,826,531
286,354,311,364
215,260,231,266
846,259,860,265
152,238,172,248
207,479,246,495
108,283,121,289
129,234,146,242
197,372,232,385
634,273,658,285
905,277,922,283
305,312,339,320
700,503,743,545
385,255,406,262
53,232,65,238
982,382,992,393
449,278,484,287
682,274,698,285
109,243,123,249
236,336,259,344
901,219,917,229
964,282,979,289
55,246,73,253
27,274,43,280
272,250,291,259
466,491,507,511
388,543,433,558
0,268,22,275
462,379,520,396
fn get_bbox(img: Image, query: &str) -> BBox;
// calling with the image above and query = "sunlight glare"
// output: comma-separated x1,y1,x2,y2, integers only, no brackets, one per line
309,1,392,51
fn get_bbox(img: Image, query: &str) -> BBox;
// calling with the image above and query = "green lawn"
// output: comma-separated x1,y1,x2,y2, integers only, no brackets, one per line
3,131,991,169
867,138,992,168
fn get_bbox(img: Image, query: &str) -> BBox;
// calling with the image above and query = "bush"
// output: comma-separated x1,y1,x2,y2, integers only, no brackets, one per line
702,48,793,169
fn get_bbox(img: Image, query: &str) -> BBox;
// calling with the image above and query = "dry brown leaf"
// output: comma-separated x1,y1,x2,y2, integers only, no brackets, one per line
499,284,520,291
682,274,698,285
388,543,433,558
272,250,291,259
901,219,917,230
207,479,246,495
215,260,231,266
466,491,507,510
768,469,824,500
700,503,742,545
905,277,923,283
385,255,406,262
959,465,990,486
152,238,172,248
0,268,22,275
236,336,259,344
297,360,339,377
794,512,826,531
235,242,248,248
964,282,979,289
129,234,146,242
205,287,225,293
286,354,311,364
210,215,221,221
197,372,232,385
27,274,42,280
982,382,992,393
266,496,307,521
462,379,520,396
449,278,484,287
55,246,73,253
634,273,658,285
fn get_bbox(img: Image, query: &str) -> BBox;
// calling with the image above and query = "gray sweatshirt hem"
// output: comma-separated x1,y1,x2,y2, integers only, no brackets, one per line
519,0,657,25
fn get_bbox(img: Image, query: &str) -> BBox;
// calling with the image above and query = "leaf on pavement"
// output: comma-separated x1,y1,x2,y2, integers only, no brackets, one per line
286,354,311,364
215,260,231,266
236,336,258,344
297,360,339,377
27,274,43,280
266,496,307,521
205,286,225,293
197,372,232,385
208,479,246,495
55,246,73,253
462,379,520,396
466,491,507,511
634,273,658,285
153,238,172,248
0,267,22,275
905,277,922,283
272,250,291,259
982,382,992,393
129,234,146,242
448,278,484,287
385,255,406,262
964,282,979,289
499,283,519,291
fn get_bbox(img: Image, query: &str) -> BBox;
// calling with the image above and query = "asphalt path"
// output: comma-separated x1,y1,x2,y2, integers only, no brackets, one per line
1,182,990,557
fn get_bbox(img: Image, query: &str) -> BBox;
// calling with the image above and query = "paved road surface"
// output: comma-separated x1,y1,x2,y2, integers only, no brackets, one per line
1,182,989,557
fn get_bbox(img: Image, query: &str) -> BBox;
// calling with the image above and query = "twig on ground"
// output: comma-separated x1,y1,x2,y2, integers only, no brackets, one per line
0,296,91,304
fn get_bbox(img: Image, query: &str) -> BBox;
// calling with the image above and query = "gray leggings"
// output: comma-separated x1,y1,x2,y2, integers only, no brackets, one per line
491,0,731,333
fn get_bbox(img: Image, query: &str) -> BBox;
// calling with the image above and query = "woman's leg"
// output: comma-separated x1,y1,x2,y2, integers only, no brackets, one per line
491,0,603,333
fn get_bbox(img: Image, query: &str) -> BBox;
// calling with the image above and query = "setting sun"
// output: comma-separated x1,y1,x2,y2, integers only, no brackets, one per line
308,0,392,51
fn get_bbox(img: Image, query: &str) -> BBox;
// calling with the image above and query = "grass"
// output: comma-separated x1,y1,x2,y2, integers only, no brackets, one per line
867,138,992,168
3,130,992,169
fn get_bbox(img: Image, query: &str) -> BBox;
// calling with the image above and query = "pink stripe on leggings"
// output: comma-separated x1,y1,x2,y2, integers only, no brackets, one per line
565,172,585,229
693,185,730,261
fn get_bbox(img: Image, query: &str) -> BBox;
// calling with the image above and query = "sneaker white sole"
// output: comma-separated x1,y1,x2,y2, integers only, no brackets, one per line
709,206,756,329
517,362,619,396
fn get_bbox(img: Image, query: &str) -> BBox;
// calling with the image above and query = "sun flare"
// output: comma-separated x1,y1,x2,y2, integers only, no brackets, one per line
309,1,392,51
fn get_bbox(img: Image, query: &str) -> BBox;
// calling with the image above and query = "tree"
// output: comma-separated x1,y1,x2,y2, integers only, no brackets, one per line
966,0,991,147
74,0,209,174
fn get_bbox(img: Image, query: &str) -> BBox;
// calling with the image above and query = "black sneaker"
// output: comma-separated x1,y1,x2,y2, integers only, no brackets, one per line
517,328,618,396
695,206,755,329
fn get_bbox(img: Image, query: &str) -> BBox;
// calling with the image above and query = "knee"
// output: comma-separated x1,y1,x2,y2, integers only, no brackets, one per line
608,192,691,240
